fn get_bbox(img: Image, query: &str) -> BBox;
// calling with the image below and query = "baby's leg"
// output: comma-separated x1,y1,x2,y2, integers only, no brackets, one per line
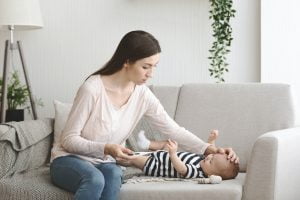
137,130,151,150
207,130,219,145
149,140,168,151
117,155,150,170
131,155,150,170
137,130,167,151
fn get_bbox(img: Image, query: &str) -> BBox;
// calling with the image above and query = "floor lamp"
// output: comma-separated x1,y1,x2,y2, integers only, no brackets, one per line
0,0,43,123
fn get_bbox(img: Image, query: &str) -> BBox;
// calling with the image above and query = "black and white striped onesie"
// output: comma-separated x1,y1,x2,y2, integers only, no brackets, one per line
143,150,207,178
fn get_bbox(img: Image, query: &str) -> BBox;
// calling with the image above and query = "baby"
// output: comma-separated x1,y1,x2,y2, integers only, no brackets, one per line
119,130,239,180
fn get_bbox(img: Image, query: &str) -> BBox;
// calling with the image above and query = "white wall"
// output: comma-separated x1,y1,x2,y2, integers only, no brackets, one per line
261,0,300,125
0,0,260,118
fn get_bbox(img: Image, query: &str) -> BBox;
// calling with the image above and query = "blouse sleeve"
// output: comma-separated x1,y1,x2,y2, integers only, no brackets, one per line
143,87,210,154
61,82,106,159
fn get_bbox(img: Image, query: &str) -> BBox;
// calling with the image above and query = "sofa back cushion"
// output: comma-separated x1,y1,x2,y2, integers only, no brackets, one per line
174,83,295,171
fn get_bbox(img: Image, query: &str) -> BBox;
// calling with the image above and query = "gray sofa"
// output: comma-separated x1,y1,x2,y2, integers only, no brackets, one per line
1,83,300,200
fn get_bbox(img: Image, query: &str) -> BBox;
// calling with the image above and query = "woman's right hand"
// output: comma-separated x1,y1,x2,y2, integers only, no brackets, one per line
104,143,134,160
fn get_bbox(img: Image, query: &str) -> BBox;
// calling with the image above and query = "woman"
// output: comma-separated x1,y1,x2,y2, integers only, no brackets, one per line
50,30,238,200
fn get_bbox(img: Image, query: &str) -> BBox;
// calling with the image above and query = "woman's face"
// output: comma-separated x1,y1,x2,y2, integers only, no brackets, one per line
125,53,160,85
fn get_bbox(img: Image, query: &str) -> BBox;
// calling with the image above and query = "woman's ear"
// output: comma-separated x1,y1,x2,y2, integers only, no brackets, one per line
123,59,130,68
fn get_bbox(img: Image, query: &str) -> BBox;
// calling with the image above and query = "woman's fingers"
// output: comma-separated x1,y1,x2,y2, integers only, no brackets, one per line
226,148,234,158
229,153,239,163
233,156,239,164
117,151,134,160
106,144,135,160
224,147,239,163
121,146,134,155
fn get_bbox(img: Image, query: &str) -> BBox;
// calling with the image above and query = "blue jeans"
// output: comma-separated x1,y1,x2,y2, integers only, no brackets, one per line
50,155,123,200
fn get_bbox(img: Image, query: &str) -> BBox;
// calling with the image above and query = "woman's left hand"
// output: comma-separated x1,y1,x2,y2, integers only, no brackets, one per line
222,147,239,164
205,145,239,164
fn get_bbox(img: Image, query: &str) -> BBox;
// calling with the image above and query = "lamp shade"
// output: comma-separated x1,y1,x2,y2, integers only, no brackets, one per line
0,0,43,30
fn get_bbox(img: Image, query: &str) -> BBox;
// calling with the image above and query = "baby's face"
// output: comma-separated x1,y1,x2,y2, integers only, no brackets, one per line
200,153,230,176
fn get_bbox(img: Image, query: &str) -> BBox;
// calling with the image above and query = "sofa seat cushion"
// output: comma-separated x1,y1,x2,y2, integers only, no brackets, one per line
0,166,244,200
0,166,72,200
120,173,245,200
0,167,244,200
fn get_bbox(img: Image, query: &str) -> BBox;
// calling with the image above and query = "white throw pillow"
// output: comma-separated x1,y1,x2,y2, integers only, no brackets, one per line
53,100,73,144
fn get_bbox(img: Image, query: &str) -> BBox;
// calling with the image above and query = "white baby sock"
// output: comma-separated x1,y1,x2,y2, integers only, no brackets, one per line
137,130,150,151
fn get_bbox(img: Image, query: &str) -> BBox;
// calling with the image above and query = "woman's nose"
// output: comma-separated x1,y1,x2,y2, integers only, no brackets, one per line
146,70,153,78
146,73,152,78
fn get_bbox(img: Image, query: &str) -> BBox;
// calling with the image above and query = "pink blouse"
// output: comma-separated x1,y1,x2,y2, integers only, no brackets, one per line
51,75,210,163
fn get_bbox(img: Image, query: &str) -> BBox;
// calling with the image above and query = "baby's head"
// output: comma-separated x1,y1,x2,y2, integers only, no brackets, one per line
200,153,239,180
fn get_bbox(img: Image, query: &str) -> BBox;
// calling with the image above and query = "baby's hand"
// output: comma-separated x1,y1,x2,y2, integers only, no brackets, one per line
166,139,178,155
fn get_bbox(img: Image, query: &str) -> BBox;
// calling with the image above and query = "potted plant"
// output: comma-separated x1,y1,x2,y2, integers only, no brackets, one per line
0,70,43,122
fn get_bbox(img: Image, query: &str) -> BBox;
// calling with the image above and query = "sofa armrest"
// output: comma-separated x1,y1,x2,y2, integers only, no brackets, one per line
243,127,300,200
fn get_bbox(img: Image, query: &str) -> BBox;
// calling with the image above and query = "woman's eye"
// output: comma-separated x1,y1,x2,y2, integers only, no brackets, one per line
142,66,148,69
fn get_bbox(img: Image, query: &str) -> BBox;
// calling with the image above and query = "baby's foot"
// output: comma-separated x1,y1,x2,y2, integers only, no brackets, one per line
207,130,219,145
137,130,150,151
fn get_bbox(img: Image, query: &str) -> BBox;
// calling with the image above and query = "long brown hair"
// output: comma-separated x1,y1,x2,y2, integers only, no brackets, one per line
91,30,161,76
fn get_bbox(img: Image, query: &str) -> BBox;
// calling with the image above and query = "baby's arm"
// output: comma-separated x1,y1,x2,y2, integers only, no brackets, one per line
167,139,188,176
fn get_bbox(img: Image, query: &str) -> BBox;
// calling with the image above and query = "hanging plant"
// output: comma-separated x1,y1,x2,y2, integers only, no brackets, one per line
208,0,236,83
